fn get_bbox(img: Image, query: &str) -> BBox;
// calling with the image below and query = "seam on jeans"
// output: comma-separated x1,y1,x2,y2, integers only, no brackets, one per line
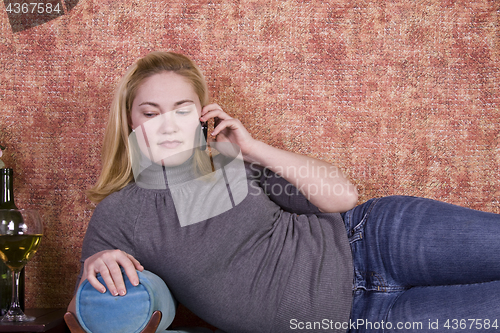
383,290,407,333
349,233,363,244
343,208,354,237
353,269,408,292
348,197,382,244
370,271,389,292
353,197,381,231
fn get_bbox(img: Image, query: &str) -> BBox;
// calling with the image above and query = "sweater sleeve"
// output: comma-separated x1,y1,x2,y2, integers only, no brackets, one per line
76,185,139,288
245,162,321,215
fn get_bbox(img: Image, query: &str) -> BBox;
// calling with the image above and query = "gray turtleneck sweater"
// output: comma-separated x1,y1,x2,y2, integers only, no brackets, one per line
79,153,353,332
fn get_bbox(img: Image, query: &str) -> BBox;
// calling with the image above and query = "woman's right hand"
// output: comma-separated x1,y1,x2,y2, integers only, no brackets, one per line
82,249,144,296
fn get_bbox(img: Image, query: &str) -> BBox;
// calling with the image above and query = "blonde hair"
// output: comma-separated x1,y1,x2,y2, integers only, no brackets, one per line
87,51,210,203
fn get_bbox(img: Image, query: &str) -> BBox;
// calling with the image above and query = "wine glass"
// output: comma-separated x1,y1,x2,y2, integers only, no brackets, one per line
0,209,43,322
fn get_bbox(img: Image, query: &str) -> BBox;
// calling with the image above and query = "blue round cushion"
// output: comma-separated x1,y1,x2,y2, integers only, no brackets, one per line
75,269,176,333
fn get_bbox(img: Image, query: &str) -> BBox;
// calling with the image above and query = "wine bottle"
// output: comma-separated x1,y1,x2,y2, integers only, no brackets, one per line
0,168,25,315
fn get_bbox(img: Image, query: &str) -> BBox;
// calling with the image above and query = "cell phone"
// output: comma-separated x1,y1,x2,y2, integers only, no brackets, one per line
200,121,208,150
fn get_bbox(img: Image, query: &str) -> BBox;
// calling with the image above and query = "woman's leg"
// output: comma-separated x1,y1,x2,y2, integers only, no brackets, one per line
344,196,500,332
350,281,500,332
344,195,500,288
385,281,500,332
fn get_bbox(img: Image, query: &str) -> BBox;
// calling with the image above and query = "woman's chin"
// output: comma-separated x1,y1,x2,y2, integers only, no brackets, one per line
154,149,194,167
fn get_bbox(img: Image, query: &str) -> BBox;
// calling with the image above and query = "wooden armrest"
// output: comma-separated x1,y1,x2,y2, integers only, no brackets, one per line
64,310,162,333
142,310,162,333
64,312,86,333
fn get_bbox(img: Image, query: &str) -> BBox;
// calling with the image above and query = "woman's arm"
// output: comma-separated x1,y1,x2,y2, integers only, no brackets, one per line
244,140,358,213
201,104,358,213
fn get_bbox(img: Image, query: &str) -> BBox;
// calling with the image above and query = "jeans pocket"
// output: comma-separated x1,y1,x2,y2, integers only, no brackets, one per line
344,197,381,244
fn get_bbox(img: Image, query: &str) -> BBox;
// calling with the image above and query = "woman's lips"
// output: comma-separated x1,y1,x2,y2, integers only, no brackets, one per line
159,140,182,149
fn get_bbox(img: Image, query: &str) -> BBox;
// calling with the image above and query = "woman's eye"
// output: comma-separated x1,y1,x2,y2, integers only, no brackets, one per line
144,112,159,118
175,109,191,115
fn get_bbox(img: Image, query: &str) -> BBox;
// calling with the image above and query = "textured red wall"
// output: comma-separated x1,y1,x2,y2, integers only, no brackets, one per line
0,0,498,320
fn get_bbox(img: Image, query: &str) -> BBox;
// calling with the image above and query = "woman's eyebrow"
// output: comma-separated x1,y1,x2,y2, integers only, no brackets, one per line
138,100,194,108
173,99,195,107
138,101,160,107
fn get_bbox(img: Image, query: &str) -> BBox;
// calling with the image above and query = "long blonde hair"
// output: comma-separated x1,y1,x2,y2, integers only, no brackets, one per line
87,51,210,203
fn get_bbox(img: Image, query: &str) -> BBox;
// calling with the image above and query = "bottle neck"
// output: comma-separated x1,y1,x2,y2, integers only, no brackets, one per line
0,168,18,209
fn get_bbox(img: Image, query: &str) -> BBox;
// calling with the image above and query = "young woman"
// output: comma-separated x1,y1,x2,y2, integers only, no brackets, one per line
69,51,500,333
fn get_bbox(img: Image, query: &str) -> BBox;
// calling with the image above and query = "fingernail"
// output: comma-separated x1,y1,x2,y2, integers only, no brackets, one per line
119,290,126,296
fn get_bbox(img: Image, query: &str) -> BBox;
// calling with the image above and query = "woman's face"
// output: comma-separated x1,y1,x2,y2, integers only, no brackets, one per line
130,72,202,166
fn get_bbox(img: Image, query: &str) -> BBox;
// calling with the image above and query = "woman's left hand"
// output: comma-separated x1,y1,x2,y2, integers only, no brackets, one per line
200,104,258,158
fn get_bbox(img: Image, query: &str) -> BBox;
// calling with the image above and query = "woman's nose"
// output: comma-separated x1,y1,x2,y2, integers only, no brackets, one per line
158,111,178,133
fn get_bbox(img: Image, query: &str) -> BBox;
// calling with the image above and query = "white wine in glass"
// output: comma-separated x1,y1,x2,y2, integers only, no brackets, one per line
0,209,42,322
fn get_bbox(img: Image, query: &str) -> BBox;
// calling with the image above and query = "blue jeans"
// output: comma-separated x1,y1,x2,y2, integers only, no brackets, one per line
343,196,500,333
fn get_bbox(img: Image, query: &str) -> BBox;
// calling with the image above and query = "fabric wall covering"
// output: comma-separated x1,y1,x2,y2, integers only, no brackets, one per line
0,0,498,312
